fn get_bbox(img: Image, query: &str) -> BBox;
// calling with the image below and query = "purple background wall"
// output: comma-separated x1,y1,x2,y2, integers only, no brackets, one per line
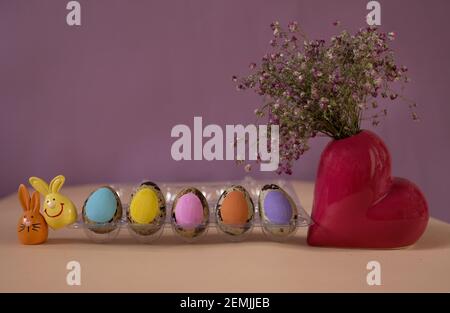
1,0,449,222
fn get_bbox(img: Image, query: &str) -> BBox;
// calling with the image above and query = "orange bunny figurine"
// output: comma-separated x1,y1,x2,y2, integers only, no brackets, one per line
17,184,48,245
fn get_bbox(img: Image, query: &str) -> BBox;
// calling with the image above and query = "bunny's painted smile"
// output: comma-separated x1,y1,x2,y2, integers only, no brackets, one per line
45,203,64,218
29,175,78,229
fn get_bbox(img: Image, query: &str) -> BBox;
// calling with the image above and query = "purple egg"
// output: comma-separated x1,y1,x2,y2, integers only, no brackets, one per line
263,190,293,224
174,193,204,227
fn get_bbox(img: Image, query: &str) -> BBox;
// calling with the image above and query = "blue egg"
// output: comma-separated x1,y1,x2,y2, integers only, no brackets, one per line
84,187,118,223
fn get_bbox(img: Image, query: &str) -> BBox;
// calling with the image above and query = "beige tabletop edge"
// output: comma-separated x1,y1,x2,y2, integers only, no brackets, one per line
0,180,449,292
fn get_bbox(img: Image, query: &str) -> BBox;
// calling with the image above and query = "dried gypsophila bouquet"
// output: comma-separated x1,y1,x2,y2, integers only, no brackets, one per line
233,21,418,175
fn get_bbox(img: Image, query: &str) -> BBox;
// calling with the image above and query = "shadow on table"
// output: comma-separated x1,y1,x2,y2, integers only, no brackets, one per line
409,220,450,251
43,230,310,247
149,231,310,247
45,237,99,245
44,220,449,250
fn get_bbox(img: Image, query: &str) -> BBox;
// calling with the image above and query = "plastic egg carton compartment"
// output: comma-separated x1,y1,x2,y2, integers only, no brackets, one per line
71,177,313,243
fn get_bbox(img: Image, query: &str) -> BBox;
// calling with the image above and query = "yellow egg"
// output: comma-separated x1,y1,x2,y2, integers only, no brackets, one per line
127,182,166,238
129,186,160,224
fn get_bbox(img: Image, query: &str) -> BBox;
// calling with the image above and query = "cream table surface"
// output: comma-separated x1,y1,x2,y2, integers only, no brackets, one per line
0,181,449,292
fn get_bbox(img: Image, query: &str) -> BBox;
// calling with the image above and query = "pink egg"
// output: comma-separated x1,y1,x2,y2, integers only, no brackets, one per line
174,193,204,227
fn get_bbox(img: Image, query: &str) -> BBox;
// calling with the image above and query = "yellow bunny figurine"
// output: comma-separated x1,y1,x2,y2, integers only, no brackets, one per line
29,175,78,230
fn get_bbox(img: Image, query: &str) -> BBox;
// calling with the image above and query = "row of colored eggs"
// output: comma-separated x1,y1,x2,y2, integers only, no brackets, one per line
82,182,300,241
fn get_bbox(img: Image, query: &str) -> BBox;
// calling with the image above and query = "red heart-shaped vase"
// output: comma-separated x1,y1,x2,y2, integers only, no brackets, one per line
307,130,429,248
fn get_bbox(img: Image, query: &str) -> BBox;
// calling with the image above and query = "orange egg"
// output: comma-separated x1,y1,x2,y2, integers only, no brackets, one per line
220,190,249,225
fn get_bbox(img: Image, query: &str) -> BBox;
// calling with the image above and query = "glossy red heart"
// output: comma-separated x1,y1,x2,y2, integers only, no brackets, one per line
307,130,429,248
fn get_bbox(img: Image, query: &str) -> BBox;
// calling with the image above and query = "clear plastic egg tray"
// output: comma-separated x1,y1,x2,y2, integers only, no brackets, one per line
70,177,313,243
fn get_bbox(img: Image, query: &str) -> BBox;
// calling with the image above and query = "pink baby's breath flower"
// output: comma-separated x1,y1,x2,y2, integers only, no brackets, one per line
288,21,298,33
319,97,329,110
233,22,414,175
270,21,280,31
273,28,280,37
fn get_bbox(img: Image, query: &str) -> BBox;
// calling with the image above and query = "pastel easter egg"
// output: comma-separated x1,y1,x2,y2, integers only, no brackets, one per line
82,186,122,234
259,184,298,237
130,188,159,223
171,187,209,239
128,182,166,237
175,193,204,227
216,185,254,236
263,190,292,224
220,191,249,225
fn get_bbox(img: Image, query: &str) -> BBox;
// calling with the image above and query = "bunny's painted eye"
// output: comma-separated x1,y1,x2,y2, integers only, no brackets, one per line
53,198,55,201
31,216,34,218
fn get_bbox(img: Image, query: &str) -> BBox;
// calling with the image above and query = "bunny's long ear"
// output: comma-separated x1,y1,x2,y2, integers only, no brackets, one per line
18,184,30,211
49,175,65,193
30,191,40,213
29,177,50,196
